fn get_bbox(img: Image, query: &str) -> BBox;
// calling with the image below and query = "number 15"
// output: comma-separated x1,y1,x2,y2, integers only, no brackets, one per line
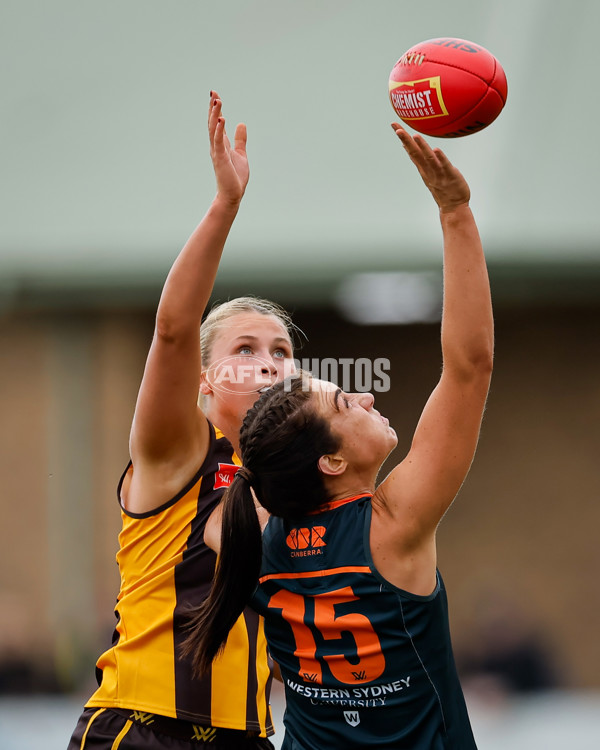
268,586,385,685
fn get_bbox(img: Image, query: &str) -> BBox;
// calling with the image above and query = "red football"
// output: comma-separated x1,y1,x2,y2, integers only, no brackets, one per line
389,37,507,138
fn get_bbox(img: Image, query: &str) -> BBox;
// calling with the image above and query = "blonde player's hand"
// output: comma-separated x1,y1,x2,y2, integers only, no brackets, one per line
209,91,249,206
391,122,470,213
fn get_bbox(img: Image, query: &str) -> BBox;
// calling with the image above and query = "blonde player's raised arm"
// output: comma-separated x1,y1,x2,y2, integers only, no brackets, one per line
125,93,249,514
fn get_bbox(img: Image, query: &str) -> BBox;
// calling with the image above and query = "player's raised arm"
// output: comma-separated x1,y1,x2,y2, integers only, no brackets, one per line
374,125,493,558
126,93,249,512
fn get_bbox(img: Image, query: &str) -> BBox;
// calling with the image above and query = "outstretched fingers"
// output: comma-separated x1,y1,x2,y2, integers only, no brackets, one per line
392,123,442,172
206,90,250,203
209,91,221,141
208,93,231,155
429,146,455,175
233,122,247,156
391,122,470,210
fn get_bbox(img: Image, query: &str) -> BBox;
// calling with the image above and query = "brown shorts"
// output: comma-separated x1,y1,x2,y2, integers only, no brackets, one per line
67,707,276,749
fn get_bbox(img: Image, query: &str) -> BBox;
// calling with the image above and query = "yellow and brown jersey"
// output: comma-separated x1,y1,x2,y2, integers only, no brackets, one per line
87,423,274,736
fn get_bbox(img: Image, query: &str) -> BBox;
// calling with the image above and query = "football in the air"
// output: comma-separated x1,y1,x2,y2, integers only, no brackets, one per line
389,37,508,138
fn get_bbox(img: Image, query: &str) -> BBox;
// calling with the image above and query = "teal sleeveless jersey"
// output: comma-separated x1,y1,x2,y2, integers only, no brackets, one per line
252,494,477,749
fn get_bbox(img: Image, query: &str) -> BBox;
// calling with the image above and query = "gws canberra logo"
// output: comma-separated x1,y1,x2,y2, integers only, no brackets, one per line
285,526,326,557
343,710,360,727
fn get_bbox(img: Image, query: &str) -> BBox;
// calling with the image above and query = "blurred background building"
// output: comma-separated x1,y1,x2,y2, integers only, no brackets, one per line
1,1,599,747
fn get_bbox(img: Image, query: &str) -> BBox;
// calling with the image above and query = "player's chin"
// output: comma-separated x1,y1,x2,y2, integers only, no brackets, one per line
216,386,263,414
243,381,278,408
376,415,397,442
242,388,265,407
380,422,398,448
374,425,398,457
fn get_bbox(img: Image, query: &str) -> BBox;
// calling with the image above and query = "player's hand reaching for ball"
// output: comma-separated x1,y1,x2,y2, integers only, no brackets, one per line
391,123,470,214
209,91,249,207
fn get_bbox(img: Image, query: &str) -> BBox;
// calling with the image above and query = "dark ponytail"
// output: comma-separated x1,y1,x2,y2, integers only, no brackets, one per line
181,470,261,676
182,374,340,675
